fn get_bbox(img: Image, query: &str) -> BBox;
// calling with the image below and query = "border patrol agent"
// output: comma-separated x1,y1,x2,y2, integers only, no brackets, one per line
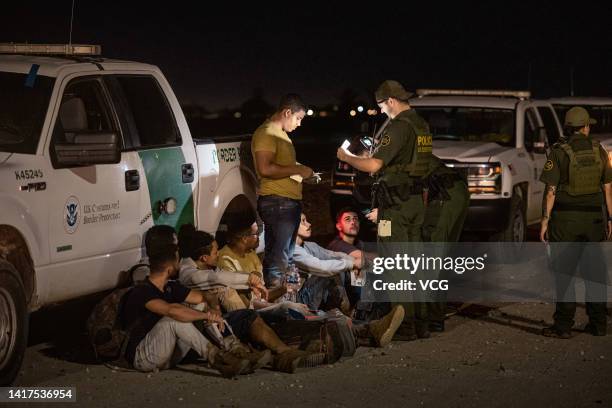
422,156,470,332
337,80,434,339
539,106,612,338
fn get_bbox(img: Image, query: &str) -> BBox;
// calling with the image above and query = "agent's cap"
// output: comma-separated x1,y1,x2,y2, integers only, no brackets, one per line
375,80,413,103
564,106,597,127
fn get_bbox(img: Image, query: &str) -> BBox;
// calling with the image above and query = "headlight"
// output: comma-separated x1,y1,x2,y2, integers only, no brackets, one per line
467,163,502,194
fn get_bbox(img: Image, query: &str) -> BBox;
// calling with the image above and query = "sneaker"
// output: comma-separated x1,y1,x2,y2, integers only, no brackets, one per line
273,349,326,374
369,305,405,347
542,326,571,339
584,323,607,336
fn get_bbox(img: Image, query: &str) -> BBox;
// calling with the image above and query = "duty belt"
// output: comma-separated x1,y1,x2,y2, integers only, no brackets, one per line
372,180,423,209
553,203,602,212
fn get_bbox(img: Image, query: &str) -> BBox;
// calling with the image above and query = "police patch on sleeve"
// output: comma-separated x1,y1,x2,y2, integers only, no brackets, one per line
380,135,391,146
544,160,554,171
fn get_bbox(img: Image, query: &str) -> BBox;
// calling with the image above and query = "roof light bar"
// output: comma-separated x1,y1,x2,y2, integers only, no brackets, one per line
0,43,101,56
416,89,531,99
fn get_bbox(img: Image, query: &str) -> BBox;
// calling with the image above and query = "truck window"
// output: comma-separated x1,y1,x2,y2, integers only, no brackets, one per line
52,78,116,145
523,108,538,150
111,76,180,148
415,107,515,147
0,72,54,154
537,106,561,145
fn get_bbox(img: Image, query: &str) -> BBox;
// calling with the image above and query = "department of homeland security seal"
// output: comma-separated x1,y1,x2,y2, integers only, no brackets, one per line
64,195,81,234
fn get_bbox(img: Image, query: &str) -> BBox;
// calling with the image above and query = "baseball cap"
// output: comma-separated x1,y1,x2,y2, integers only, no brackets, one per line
564,106,597,127
375,80,413,103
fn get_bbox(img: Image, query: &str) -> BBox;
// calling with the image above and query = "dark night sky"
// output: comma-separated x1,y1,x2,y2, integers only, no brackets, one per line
3,2,612,110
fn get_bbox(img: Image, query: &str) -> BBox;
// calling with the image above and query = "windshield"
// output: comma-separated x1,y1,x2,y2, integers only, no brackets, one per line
553,105,612,135
414,107,516,147
0,72,54,154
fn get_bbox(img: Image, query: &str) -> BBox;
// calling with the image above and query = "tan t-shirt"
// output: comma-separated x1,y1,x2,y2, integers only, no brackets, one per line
218,245,263,278
251,120,302,200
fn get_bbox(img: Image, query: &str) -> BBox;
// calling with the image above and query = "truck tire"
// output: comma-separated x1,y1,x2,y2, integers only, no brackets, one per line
0,261,28,386
490,195,526,243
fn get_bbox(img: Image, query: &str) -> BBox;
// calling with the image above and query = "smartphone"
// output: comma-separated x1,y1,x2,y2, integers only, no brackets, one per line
341,139,351,150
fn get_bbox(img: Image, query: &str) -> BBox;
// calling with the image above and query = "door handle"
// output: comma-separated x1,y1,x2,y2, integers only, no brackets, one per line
182,163,194,183
125,169,140,191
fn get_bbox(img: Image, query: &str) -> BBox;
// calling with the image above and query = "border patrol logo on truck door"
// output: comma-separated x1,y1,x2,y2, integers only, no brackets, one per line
64,195,80,234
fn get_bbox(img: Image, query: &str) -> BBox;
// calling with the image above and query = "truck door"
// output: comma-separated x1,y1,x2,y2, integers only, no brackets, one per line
104,74,196,230
46,75,142,300
522,106,548,224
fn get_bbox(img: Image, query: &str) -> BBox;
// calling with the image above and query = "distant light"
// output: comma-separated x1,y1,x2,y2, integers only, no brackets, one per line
319,111,328,117
234,112,242,119
357,106,364,113
332,105,339,111
307,109,314,116
367,109,378,116
349,110,357,117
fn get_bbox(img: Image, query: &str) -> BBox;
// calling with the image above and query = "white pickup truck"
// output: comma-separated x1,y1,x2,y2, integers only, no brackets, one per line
0,44,257,384
331,89,564,242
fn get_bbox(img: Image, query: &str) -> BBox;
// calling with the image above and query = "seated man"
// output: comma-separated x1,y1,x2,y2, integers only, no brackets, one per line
328,207,386,321
177,224,264,312
122,225,325,375
181,222,310,320
327,207,367,308
294,213,362,314
218,220,406,348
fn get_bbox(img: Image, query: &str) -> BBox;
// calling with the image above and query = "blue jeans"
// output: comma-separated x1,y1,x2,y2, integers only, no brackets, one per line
298,275,348,311
258,195,302,287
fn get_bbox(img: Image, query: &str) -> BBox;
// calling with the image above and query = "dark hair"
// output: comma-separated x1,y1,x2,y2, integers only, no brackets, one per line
144,225,178,272
225,224,253,245
178,223,215,261
335,206,359,224
278,93,306,114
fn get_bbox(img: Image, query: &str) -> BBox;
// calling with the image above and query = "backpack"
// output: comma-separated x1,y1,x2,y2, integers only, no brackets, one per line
269,309,356,364
86,263,147,364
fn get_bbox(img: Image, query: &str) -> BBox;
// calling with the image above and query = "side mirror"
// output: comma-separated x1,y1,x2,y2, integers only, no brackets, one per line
533,128,548,155
54,132,120,167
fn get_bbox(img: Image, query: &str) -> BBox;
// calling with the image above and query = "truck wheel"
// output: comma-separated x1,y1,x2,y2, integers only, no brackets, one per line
0,262,28,386
490,196,526,243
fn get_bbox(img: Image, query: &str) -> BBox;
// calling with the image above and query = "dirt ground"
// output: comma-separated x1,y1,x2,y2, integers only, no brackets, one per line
12,177,612,407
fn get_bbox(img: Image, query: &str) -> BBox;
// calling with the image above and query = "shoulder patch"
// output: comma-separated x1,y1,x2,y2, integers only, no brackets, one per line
544,160,554,171
380,135,391,146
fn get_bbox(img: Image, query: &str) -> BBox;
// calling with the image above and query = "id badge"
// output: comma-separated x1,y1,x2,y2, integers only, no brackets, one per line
378,219,392,237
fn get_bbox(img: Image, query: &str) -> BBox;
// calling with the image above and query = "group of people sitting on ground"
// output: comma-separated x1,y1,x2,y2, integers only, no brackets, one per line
115,207,407,378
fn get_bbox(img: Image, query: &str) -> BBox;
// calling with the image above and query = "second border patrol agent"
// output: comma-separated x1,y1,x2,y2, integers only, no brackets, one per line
539,106,612,338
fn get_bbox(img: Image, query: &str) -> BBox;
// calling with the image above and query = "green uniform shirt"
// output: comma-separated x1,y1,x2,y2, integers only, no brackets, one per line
539,133,612,206
373,109,419,186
